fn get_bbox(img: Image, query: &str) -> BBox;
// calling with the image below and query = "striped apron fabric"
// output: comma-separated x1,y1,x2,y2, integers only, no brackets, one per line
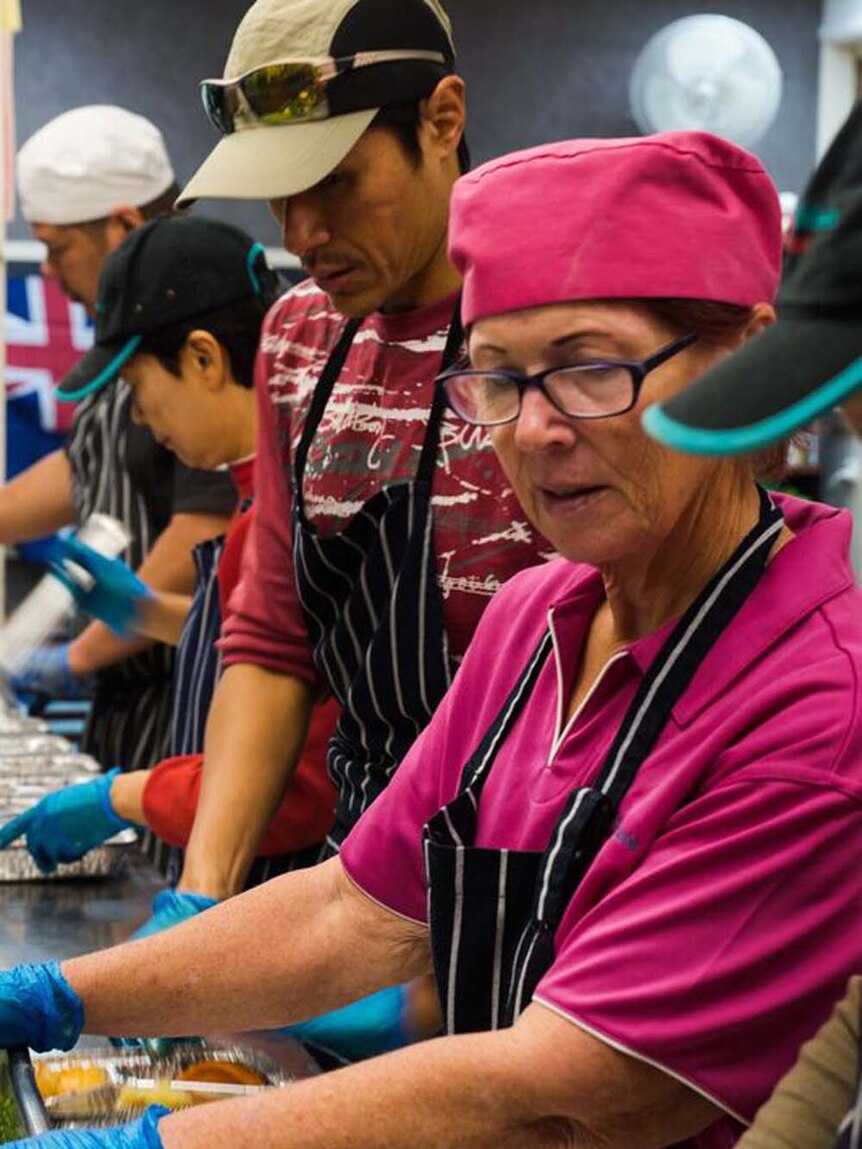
163,509,329,887
170,535,227,758
67,379,174,772
424,488,783,1035
293,310,464,853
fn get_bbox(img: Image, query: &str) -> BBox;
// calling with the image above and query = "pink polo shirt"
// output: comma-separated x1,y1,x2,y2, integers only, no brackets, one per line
341,494,862,1147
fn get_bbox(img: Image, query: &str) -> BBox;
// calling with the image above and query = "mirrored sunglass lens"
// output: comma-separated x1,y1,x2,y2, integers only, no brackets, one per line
548,365,633,416
446,374,518,424
201,85,234,135
243,62,322,123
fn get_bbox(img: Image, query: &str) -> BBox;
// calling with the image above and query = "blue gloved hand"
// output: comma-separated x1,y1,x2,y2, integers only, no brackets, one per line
8,645,91,700
6,1106,167,1149
0,769,133,874
282,984,410,1061
130,889,217,942
0,961,84,1052
49,536,154,638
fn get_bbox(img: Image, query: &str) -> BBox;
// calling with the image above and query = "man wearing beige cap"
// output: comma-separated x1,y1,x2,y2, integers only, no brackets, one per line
97,0,549,1053
2,105,236,777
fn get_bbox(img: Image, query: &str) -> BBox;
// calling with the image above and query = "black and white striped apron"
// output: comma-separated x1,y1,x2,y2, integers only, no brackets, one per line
293,309,463,853
170,535,227,758
67,380,174,771
162,506,327,887
424,487,783,1035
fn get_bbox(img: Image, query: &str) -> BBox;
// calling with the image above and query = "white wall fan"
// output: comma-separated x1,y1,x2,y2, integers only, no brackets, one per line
629,14,783,147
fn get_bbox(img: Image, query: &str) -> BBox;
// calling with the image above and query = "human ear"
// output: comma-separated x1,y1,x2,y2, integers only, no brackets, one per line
104,206,146,250
420,75,467,162
185,330,227,387
737,302,776,345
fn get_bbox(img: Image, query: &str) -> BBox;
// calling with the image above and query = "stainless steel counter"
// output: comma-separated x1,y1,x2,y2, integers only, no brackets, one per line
0,850,320,1080
0,850,162,970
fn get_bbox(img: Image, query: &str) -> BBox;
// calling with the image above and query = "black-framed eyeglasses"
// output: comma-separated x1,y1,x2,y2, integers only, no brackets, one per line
437,333,697,427
201,50,448,136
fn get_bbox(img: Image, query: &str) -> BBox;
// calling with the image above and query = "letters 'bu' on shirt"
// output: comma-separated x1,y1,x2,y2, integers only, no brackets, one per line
219,281,549,685
342,494,862,1148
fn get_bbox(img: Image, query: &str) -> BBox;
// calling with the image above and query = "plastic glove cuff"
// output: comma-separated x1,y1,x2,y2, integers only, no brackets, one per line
25,961,85,1052
97,769,136,835
139,1105,170,1149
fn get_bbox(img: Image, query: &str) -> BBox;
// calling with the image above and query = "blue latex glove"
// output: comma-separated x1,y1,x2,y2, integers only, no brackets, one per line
6,1106,167,1149
0,769,133,874
8,645,91,700
0,961,84,1051
282,984,410,1061
49,536,153,638
131,889,217,941
110,891,217,1055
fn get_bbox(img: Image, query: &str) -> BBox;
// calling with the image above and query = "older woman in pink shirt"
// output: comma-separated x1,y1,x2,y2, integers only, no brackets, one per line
4,132,862,1149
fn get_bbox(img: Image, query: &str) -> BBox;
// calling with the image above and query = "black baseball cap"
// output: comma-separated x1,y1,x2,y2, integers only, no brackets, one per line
643,100,862,455
58,215,279,401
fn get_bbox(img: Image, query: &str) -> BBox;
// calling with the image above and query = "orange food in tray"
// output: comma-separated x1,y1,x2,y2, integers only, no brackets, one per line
176,1060,267,1087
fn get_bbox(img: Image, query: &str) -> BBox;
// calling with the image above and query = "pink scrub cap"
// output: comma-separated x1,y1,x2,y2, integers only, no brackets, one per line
449,132,783,327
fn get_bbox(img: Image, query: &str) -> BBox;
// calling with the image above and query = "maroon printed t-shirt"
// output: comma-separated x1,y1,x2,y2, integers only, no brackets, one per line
219,280,549,684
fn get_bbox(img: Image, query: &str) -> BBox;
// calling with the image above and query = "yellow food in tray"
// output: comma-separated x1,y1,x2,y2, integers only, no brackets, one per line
117,1082,195,1111
34,1065,110,1100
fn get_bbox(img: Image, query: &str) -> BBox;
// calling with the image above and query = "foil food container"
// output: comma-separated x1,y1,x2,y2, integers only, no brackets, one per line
0,751,134,883
0,736,77,759
28,1044,286,1130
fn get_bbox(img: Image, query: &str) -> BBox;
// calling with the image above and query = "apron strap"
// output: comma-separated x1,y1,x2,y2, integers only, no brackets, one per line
415,301,465,486
534,485,783,926
294,317,363,512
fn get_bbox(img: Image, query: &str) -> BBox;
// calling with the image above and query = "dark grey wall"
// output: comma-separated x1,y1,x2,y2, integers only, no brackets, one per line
10,0,822,242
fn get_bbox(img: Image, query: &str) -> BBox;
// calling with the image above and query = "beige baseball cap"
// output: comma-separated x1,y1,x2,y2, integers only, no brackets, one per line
178,0,455,206
18,105,175,225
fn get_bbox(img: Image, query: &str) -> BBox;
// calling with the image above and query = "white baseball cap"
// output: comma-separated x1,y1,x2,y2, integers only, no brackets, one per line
17,105,176,225
178,0,455,206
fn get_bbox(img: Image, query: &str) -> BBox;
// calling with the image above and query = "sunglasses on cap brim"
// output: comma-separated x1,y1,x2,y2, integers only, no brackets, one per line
201,49,448,135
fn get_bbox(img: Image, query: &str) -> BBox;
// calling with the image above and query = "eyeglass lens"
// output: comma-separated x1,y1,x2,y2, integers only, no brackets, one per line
445,364,636,425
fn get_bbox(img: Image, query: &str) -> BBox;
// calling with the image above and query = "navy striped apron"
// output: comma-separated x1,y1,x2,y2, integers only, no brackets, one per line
293,308,463,852
170,535,227,756
162,501,328,886
424,487,783,1035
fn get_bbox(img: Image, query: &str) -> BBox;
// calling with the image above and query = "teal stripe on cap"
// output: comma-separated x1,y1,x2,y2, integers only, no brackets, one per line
56,335,143,402
643,352,862,456
246,242,265,294
793,203,841,232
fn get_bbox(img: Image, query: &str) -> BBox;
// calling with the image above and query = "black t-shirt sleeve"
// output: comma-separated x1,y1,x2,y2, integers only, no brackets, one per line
172,460,238,516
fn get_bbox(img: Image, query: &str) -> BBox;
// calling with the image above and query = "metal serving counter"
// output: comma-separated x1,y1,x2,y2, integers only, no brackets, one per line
0,850,320,1139
0,851,162,972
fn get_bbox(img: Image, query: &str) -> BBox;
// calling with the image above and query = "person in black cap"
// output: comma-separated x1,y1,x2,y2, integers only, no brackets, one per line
4,107,238,784
643,100,862,1149
0,215,338,912
643,100,862,454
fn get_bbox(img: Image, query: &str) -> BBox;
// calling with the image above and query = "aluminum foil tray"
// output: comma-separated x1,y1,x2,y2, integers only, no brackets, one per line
0,752,134,882
30,1043,285,1129
0,714,50,736
0,831,137,883
0,736,76,759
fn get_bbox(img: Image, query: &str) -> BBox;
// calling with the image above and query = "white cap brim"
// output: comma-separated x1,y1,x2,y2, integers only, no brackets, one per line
177,109,378,206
